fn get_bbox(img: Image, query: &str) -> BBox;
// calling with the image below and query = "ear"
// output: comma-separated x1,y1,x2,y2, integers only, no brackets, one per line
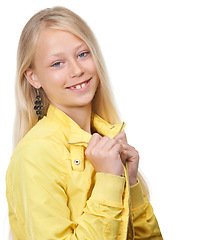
24,68,42,89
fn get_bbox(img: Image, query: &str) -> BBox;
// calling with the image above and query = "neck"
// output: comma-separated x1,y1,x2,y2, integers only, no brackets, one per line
52,103,92,134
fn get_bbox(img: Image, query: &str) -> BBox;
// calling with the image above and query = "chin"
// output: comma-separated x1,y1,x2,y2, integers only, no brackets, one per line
73,99,93,108
77,94,95,106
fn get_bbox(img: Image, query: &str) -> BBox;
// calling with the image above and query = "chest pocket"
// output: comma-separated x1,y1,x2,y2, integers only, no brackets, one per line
69,144,85,171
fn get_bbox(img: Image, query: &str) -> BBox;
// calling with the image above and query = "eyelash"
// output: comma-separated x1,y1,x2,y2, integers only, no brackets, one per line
51,51,90,67
78,51,90,58
52,62,63,67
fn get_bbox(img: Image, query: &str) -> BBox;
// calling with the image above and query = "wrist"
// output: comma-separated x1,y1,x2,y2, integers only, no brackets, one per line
97,168,124,177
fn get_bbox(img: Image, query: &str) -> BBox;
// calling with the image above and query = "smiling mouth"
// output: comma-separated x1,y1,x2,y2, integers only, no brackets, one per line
66,78,92,90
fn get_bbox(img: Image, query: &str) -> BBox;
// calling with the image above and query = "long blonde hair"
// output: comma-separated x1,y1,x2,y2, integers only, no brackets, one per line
14,6,120,147
14,6,149,198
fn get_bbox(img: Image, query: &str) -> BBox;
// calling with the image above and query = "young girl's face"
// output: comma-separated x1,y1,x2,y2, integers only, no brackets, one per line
26,28,99,113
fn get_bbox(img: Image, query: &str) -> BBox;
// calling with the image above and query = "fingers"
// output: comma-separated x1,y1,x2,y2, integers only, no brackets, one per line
86,132,137,161
114,132,139,186
122,142,139,156
120,142,136,152
102,137,119,151
110,141,123,155
86,133,122,159
119,141,139,164
88,134,119,151
113,131,127,143
114,132,131,164
94,136,111,150
85,133,102,156
120,150,127,165
85,133,124,175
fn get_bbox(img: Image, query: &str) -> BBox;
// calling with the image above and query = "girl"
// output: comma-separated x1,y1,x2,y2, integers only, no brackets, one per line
6,6,163,240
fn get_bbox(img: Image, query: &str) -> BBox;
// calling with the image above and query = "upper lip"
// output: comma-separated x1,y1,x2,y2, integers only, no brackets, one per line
66,78,91,88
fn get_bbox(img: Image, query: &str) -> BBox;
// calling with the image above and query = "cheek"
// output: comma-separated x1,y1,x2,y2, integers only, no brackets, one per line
84,59,97,74
38,69,67,88
51,72,66,84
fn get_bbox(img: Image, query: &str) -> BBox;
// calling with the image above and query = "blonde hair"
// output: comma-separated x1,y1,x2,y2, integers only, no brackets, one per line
14,6,120,147
14,6,149,198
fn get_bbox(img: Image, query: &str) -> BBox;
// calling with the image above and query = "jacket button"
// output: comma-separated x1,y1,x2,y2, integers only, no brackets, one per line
74,159,80,165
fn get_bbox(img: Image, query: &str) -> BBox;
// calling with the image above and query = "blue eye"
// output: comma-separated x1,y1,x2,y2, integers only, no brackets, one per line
52,62,62,67
78,52,89,58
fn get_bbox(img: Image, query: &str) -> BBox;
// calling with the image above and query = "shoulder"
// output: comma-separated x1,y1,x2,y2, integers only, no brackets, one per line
8,119,68,179
15,115,68,157
6,138,67,191
23,116,65,144
9,139,61,177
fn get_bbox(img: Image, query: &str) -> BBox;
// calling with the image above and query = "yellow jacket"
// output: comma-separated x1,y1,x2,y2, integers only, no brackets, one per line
6,104,163,240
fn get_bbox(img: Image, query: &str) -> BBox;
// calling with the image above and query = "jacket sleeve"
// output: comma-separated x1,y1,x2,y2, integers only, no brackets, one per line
130,181,163,239
6,140,125,240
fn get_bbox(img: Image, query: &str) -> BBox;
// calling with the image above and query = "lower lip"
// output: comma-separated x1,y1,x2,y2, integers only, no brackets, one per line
66,78,92,92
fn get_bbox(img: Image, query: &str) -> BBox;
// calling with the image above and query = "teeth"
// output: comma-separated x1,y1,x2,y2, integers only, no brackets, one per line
81,83,86,88
75,85,81,89
70,81,87,90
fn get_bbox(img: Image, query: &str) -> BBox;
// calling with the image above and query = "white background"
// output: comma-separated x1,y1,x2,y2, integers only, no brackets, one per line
1,0,214,239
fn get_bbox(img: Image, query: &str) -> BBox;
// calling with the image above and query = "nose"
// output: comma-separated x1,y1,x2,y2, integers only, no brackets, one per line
69,59,84,78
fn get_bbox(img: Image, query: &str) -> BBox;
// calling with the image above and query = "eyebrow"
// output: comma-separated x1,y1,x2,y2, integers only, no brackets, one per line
49,43,88,58
75,42,88,50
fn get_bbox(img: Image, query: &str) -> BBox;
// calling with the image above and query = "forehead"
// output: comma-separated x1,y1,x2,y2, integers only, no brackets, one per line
35,28,87,55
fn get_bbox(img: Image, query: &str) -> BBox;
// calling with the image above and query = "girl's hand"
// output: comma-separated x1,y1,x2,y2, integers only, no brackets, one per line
114,132,139,186
85,133,124,176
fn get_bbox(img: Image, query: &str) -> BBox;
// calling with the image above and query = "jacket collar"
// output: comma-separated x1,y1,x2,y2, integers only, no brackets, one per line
46,104,125,146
